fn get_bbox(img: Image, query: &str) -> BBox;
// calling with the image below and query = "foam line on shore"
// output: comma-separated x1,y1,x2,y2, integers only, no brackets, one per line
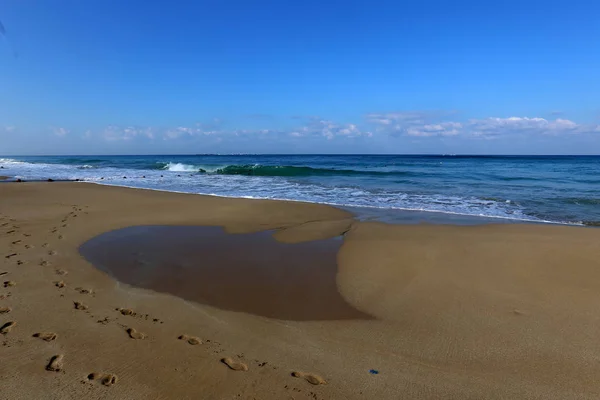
82,180,582,226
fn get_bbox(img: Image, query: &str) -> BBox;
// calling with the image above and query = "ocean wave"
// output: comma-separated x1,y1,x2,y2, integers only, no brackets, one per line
494,176,542,182
161,162,204,172
159,162,413,177
214,164,346,176
0,158,27,164
562,198,600,206
63,158,106,164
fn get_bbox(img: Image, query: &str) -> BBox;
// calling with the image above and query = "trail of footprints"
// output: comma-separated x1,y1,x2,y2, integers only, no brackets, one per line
1,209,328,394
0,208,124,387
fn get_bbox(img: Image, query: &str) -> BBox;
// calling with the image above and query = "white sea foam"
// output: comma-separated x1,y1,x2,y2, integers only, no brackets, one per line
0,158,27,164
163,162,202,172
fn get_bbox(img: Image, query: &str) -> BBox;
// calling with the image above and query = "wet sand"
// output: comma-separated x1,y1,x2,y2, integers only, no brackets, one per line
80,226,369,321
1,181,600,399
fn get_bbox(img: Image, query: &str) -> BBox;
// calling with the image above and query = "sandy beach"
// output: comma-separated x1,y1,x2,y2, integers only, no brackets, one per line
1,181,600,399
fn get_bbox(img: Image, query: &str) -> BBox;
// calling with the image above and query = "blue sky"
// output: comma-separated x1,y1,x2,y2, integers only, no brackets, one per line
1,0,599,155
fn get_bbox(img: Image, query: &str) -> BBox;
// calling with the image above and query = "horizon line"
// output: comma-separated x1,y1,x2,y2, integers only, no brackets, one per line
2,153,600,157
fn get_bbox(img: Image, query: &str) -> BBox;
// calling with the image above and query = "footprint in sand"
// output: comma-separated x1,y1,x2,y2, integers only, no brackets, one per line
0,321,16,334
58,235,64,240
221,357,248,371
40,260,50,267
46,354,64,372
88,372,118,386
74,301,88,311
101,374,118,386
117,308,135,316
291,371,327,385
33,332,57,341
75,287,94,295
126,327,146,339
54,281,66,288
55,269,68,276
3,281,16,287
42,243,49,248
24,244,33,249
0,307,12,314
48,250,57,256
178,334,202,345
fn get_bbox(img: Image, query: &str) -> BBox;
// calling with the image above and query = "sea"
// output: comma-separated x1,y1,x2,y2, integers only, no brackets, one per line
1,155,599,226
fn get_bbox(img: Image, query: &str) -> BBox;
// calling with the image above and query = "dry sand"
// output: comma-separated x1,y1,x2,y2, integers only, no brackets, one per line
1,182,600,399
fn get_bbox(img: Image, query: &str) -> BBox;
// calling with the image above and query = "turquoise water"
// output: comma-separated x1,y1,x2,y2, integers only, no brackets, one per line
1,155,599,225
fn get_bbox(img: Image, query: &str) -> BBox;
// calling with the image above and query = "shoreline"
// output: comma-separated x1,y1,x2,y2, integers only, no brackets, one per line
2,182,600,399
2,177,590,226
3,154,597,227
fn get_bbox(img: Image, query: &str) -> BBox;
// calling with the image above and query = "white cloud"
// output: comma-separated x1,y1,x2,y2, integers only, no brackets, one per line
35,113,600,146
366,111,457,127
468,117,585,138
103,126,154,141
367,111,599,138
301,118,372,140
406,122,462,137
164,126,198,139
163,122,225,140
0,126,17,137
231,128,278,138
366,111,429,125
228,119,371,140
52,127,69,137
